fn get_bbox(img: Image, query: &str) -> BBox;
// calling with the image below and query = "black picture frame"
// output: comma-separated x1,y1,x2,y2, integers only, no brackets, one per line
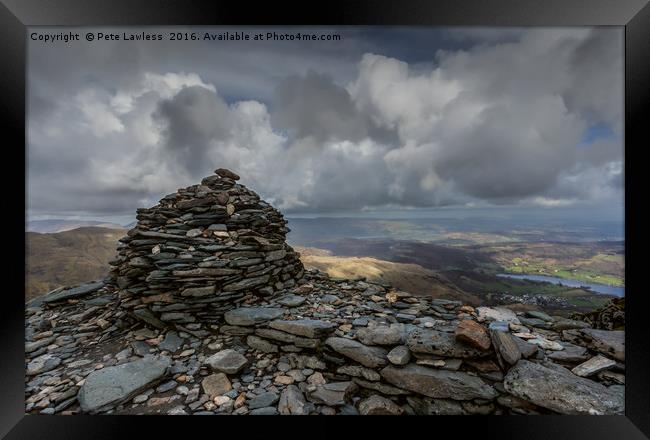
2,0,648,438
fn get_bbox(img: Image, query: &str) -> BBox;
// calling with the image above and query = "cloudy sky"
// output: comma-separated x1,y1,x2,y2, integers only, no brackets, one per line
27,27,623,223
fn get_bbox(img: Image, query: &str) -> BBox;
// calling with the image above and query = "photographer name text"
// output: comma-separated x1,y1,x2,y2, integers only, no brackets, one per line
30,31,342,44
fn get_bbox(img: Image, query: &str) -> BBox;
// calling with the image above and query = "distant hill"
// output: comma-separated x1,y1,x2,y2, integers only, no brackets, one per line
25,227,126,300
27,219,127,233
296,246,481,305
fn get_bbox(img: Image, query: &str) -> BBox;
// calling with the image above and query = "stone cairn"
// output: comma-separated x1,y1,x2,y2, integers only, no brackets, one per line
24,170,625,416
107,168,304,327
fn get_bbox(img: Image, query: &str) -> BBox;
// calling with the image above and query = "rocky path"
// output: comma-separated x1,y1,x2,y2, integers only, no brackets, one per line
25,270,625,416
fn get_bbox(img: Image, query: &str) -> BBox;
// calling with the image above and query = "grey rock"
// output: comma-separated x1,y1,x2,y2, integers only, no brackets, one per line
25,337,55,354
158,332,184,353
320,294,339,304
571,355,616,377
276,295,306,307
249,406,278,415
336,365,381,381
563,329,624,362
255,329,319,349
278,385,313,415
380,364,497,400
325,337,388,368
40,281,104,304
167,405,188,415
308,381,357,406
131,341,152,357
476,307,520,324
180,285,215,297
222,275,271,292
547,342,590,363
214,168,240,180
248,392,279,409
352,317,369,326
526,310,553,322
358,395,403,415
26,354,62,376
185,228,203,238
132,308,166,329
387,345,411,365
512,336,538,359
78,356,171,413
224,307,284,326
552,318,591,331
202,373,232,397
490,330,521,365
396,313,416,322
488,321,510,332
287,354,326,370
352,378,411,396
356,324,403,345
156,380,178,393
519,317,553,330
266,249,287,261
406,396,467,415
406,329,489,359
339,405,359,415
205,349,248,374
246,335,278,353
503,360,624,415
269,319,336,338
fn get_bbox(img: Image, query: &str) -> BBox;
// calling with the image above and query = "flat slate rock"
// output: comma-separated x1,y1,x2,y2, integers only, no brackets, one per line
512,336,538,359
380,364,497,400
547,341,590,363
407,396,467,415
78,356,171,413
205,349,248,374
490,330,521,365
325,337,388,368
278,385,313,415
269,319,336,338
26,354,62,376
407,329,490,359
307,381,357,406
356,324,404,346
224,307,284,326
571,355,616,377
387,345,411,365
581,329,625,362
158,332,184,352
503,360,624,415
248,391,279,409
276,295,306,307
358,395,404,415
476,307,520,324
39,281,105,305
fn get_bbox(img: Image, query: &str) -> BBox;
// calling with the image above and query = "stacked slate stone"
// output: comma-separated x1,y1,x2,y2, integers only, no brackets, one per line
107,168,304,326
25,272,625,415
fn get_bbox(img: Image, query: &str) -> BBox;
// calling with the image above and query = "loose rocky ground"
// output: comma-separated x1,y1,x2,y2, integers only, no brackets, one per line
25,270,625,416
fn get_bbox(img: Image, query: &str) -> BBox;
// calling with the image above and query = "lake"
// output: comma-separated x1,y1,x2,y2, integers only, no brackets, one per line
497,273,625,297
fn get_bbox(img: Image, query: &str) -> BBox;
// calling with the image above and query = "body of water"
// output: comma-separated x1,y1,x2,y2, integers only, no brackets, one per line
497,273,624,297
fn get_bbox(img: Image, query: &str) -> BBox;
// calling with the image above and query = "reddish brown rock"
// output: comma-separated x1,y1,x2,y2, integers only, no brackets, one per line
455,320,491,351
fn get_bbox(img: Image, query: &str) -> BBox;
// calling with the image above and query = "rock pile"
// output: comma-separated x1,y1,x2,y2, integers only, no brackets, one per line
571,297,625,330
25,271,625,416
24,171,625,416
107,169,304,326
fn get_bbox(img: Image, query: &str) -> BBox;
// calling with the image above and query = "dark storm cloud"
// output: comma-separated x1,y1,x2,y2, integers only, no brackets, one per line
270,70,398,146
271,71,369,142
155,85,233,174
